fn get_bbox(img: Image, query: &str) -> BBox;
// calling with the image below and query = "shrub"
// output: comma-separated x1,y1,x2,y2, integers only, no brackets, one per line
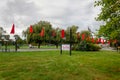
73,41,101,51
88,43,101,51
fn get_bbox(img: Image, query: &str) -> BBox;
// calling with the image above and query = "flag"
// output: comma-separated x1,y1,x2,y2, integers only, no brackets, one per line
52,30,56,37
98,38,101,43
108,40,110,44
114,39,117,43
29,25,33,33
96,39,99,44
77,32,80,39
82,34,85,40
96,38,100,44
10,24,15,34
61,29,65,38
86,36,90,41
40,27,45,37
92,37,94,43
101,39,104,44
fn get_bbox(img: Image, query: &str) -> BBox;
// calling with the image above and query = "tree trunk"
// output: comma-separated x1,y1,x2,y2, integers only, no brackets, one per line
56,44,58,48
38,43,40,48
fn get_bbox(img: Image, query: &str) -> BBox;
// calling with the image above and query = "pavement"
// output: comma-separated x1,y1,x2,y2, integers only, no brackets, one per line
101,47,116,51
0,46,117,52
18,48,59,52
0,48,59,52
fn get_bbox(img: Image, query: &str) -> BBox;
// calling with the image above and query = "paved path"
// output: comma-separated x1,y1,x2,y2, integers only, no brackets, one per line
5,48,59,52
101,47,116,51
0,47,117,52
15,47,117,52
18,48,59,52
0,48,59,52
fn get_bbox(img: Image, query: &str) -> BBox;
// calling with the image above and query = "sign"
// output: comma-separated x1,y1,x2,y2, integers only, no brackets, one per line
61,29,65,38
62,44,70,50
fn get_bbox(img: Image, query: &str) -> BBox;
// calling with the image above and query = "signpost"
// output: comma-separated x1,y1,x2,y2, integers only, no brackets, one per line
70,28,72,56
60,28,72,56
60,29,65,55
62,44,70,50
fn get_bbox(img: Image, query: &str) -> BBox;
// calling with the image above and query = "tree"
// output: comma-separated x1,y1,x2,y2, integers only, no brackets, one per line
95,0,120,40
0,27,4,37
80,31,91,38
65,25,78,43
24,21,52,48
50,27,61,48
0,27,7,39
14,34,23,48
0,27,10,40
73,30,101,51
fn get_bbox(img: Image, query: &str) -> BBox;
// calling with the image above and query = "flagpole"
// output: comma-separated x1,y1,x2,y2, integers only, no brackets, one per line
60,29,65,55
70,28,72,56
15,36,17,52
60,39,62,55
10,23,17,52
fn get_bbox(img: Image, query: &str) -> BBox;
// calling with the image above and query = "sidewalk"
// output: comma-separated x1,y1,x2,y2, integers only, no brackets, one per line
0,48,59,52
101,47,116,51
18,48,59,52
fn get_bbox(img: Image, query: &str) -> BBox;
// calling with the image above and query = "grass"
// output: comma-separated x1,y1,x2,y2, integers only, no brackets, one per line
0,51,120,80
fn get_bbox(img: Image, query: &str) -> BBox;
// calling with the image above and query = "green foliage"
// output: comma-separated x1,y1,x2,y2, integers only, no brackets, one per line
80,30,91,38
95,0,120,40
88,43,101,51
12,35,24,47
0,28,10,40
73,41,101,51
72,30,101,51
0,27,4,38
24,21,52,48
65,25,78,43
50,28,61,48
23,24,80,48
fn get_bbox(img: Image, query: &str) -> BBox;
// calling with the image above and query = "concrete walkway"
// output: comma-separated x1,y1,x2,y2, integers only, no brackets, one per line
0,47,117,52
101,47,116,51
0,47,59,52
18,48,59,52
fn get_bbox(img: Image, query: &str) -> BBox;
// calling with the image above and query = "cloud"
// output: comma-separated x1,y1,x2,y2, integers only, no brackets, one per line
1,0,39,25
0,0,101,37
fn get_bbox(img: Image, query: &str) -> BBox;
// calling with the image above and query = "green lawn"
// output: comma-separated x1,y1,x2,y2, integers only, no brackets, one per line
0,51,120,80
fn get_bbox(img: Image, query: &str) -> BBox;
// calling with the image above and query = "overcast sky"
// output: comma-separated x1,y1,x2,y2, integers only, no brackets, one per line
0,0,101,37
